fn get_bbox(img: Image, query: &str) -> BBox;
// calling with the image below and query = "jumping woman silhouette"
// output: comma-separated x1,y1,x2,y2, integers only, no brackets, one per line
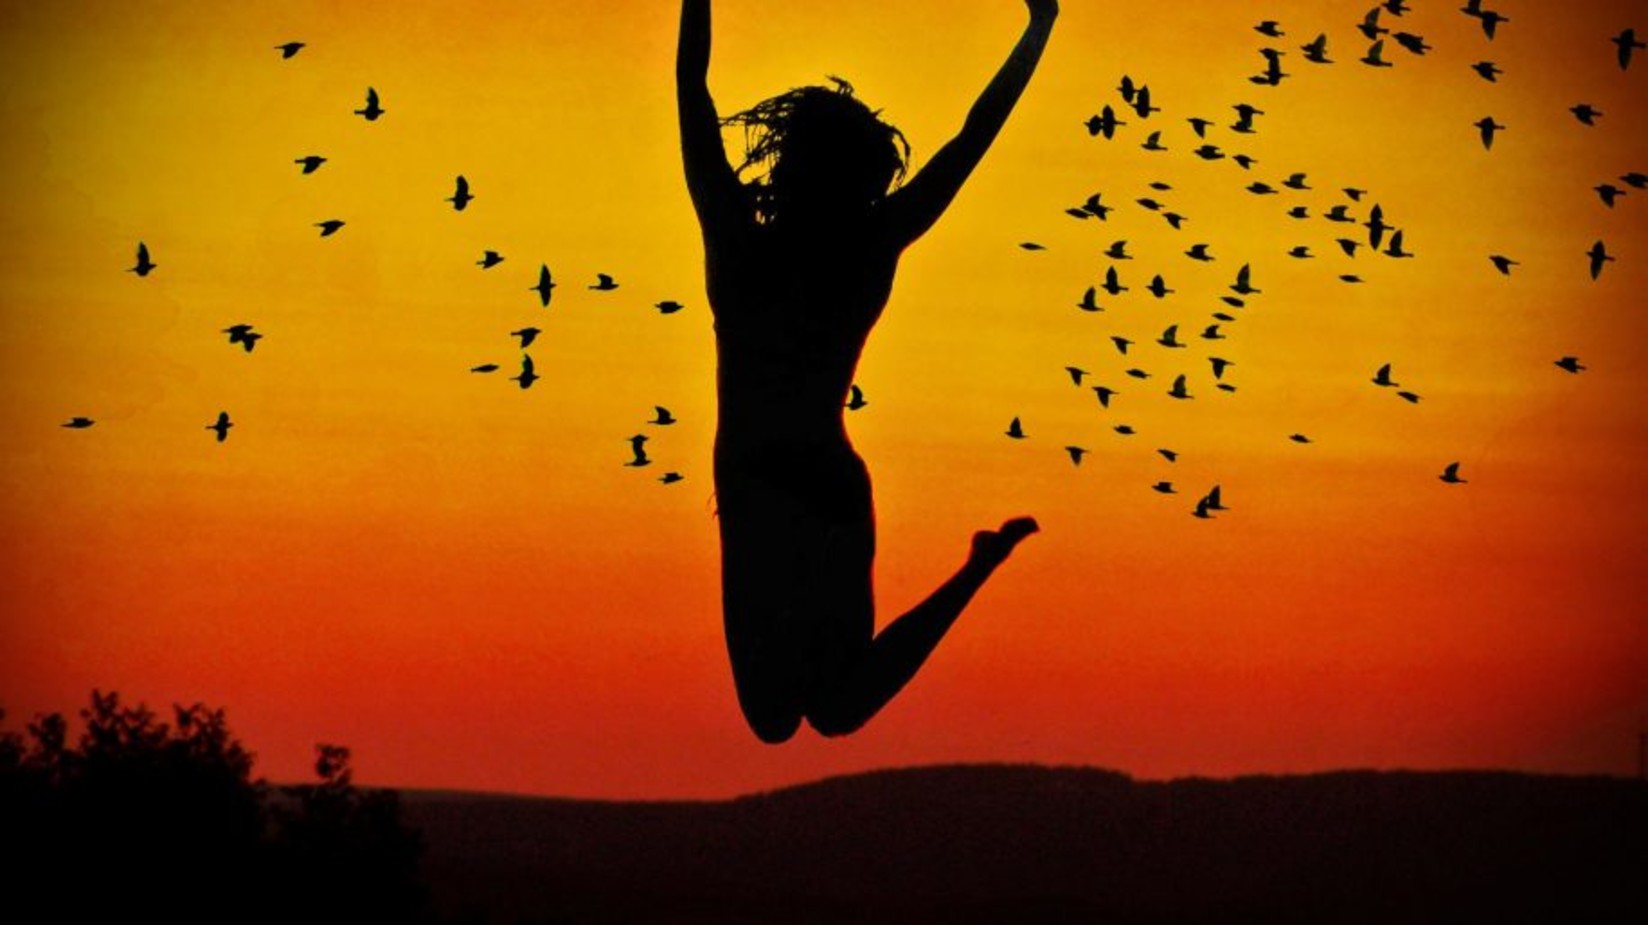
677,0,1057,743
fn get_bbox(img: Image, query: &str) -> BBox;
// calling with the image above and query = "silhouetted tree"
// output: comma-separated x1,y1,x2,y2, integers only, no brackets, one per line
0,691,427,924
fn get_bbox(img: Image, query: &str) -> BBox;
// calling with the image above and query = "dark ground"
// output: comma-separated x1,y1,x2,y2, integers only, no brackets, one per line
401,764,1646,924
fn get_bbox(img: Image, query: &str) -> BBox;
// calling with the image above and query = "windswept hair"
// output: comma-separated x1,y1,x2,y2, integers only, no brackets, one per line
722,77,911,223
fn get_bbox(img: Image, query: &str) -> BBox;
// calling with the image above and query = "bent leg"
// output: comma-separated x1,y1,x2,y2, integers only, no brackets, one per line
806,517,1038,737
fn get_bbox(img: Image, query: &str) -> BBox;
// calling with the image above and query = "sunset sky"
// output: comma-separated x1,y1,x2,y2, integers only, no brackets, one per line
1,0,1644,800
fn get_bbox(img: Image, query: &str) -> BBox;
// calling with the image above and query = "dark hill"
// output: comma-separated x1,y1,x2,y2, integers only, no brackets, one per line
402,764,1646,924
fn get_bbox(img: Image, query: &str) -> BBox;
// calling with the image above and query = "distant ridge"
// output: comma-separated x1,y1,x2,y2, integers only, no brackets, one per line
402,763,1645,924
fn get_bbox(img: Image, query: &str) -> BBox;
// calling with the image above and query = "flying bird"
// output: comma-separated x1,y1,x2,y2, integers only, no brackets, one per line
1081,193,1113,218
354,86,384,121
1252,48,1289,85
1289,433,1311,444
1358,8,1389,41
1301,33,1332,64
1288,245,1314,259
470,364,499,373
655,300,685,314
1471,60,1502,82
294,155,326,174
1131,85,1160,118
512,354,539,390
1106,240,1133,261
1439,462,1466,484
846,384,868,410
1085,105,1127,139
1361,40,1393,68
1384,0,1410,13
1474,117,1505,149
1065,366,1089,386
1006,417,1026,439
1203,485,1229,511
1337,238,1362,257
1476,9,1508,40
532,265,556,306
1364,204,1392,249
1152,481,1176,494
1231,263,1260,295
1019,242,1047,251
1554,356,1585,374
478,250,505,268
1256,21,1284,37
1232,103,1264,133
1186,243,1214,262
626,435,651,467
62,417,95,429
276,42,305,59
1077,287,1103,312
1201,324,1226,341
1587,240,1614,280
315,220,345,237
1162,212,1186,230
1093,385,1117,408
1157,448,1178,462
206,411,232,443
1142,131,1167,152
1157,324,1184,348
660,472,684,485
1118,74,1137,103
650,406,676,425
1065,446,1088,466
1396,390,1422,404
1570,104,1603,126
1393,32,1431,55
1147,275,1174,298
1110,335,1132,355
1209,357,1233,380
1167,374,1192,400
1385,230,1414,259
1615,28,1645,70
1193,144,1226,161
1622,172,1648,189
1372,363,1399,388
1283,173,1311,190
1125,368,1152,380
1325,205,1356,223
448,175,473,210
1114,424,1136,436
1595,184,1625,208
1233,154,1257,170
1489,254,1518,275
511,327,541,348
590,273,619,291
128,241,156,277
223,324,260,352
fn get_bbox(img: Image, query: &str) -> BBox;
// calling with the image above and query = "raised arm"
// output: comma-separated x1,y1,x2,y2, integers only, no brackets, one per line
677,0,745,232
882,0,1057,246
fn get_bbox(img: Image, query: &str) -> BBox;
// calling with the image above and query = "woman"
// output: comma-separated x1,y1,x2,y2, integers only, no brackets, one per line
678,0,1057,743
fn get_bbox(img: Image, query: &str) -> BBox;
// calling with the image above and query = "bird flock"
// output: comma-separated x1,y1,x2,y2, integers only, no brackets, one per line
76,7,1643,516
93,40,691,487
1010,1,1639,516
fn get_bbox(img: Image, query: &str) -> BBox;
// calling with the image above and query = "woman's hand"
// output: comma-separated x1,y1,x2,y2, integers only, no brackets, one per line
1026,0,1058,22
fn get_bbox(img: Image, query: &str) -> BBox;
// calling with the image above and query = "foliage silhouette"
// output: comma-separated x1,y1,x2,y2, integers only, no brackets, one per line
1,691,427,924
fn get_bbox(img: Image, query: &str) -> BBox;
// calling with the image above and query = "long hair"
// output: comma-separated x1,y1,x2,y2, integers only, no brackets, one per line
722,77,910,224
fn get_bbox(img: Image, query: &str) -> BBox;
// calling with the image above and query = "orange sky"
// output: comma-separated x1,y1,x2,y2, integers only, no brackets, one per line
1,0,1645,799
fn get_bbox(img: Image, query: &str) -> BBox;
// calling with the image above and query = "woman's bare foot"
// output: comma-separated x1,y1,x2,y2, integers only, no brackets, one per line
970,516,1039,569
